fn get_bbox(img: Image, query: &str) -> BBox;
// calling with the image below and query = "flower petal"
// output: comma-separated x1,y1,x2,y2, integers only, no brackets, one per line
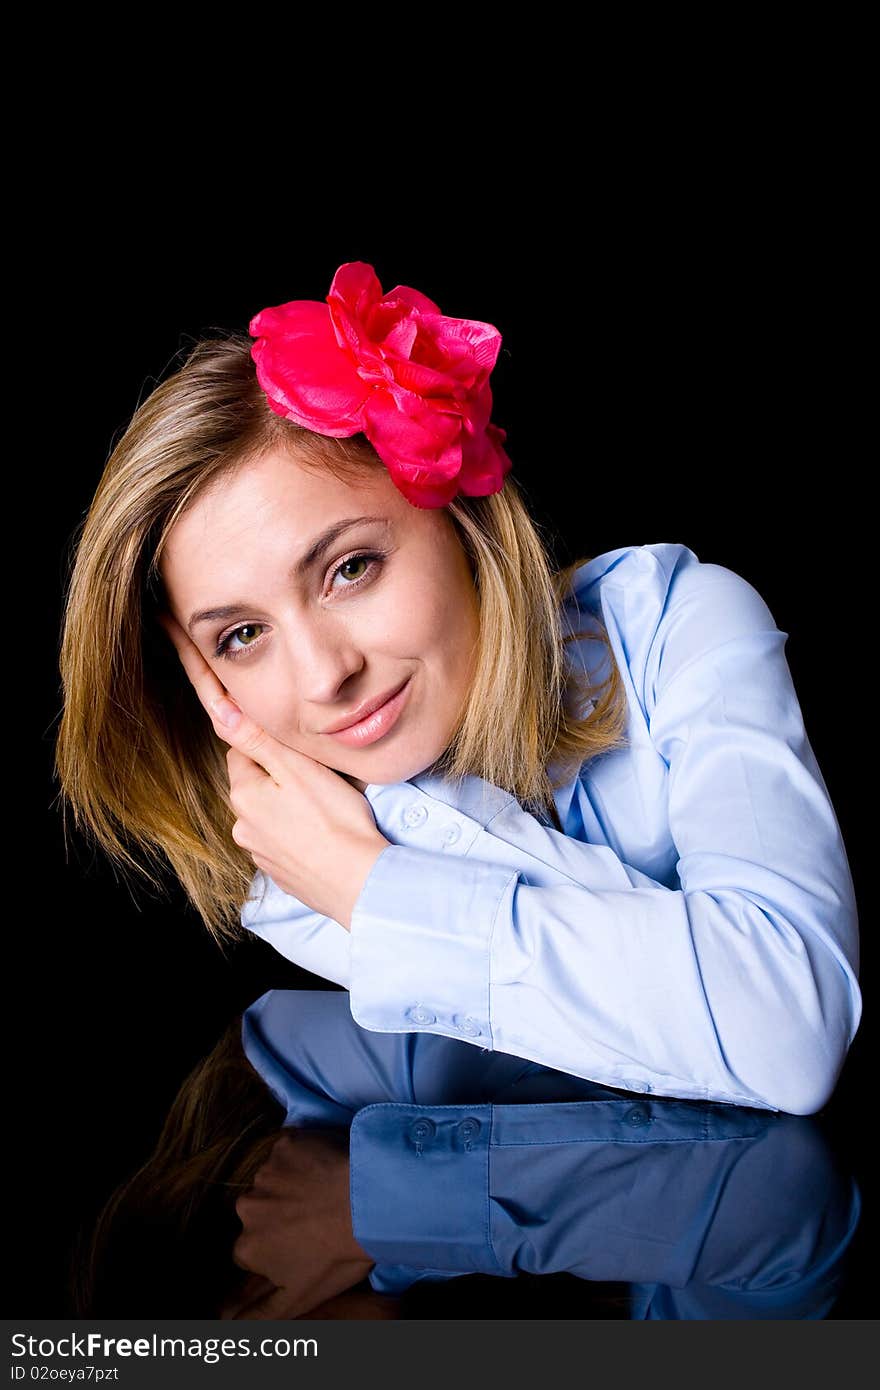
250,301,367,433
381,283,443,317
363,390,462,480
458,420,513,496
327,262,386,359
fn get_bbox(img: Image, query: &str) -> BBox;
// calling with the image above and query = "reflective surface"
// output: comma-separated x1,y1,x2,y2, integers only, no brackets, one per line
242,989,861,1320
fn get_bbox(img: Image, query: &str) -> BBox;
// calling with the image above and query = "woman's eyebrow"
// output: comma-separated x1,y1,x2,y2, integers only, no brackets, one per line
186,514,391,634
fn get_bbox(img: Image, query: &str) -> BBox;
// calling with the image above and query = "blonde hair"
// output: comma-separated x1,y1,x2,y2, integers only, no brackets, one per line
55,332,629,944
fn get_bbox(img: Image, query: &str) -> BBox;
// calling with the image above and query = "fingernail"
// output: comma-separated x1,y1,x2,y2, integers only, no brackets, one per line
211,697,242,729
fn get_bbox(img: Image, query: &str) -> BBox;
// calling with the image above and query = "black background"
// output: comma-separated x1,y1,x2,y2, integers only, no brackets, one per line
21,151,871,1317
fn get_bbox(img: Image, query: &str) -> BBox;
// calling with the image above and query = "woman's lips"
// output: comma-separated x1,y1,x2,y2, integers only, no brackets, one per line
323,676,413,747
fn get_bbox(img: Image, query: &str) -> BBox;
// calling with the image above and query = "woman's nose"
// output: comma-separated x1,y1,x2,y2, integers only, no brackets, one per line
282,617,366,707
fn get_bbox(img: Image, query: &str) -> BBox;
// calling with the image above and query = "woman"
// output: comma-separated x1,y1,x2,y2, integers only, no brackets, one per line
55,260,861,1114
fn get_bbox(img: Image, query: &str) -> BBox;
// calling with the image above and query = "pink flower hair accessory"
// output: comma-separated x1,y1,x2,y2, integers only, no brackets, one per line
248,261,512,509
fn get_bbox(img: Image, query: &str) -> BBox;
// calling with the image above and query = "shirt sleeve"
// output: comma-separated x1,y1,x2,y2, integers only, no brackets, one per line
345,558,861,1115
241,871,353,989
349,1099,859,1318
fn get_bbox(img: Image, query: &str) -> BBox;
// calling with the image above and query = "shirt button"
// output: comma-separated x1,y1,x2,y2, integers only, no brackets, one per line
409,1118,436,1144
442,822,462,846
406,1005,436,1025
403,803,428,828
452,1014,482,1037
625,1105,651,1127
456,1118,482,1143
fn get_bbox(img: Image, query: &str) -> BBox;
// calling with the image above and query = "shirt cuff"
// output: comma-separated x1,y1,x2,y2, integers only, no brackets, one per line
349,1102,504,1274
348,844,519,1047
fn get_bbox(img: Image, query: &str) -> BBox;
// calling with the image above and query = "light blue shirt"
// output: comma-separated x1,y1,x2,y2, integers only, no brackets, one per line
241,542,862,1114
242,989,861,1319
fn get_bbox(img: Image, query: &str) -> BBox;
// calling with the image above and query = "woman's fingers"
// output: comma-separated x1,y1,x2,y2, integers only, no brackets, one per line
156,610,239,726
157,609,289,784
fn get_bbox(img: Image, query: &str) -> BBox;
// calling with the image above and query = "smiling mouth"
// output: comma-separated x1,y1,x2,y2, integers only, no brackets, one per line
322,676,413,746
321,677,411,735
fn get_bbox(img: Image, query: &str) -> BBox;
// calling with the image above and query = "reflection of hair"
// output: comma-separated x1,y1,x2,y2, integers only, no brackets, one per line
69,1017,283,1316
55,333,629,942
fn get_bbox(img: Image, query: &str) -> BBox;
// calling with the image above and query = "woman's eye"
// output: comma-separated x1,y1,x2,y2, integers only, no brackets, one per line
215,624,265,660
327,550,384,594
332,554,370,586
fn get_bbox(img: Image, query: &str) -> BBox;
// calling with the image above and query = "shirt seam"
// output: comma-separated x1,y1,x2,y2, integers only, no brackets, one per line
485,871,519,1049
485,1107,507,1275
489,1134,763,1147
483,797,519,830
464,827,597,893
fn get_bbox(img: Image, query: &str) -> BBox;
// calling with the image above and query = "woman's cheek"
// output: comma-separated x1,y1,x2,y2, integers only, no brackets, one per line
387,574,448,649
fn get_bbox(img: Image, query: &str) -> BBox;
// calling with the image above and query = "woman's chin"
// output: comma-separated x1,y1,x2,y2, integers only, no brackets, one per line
332,747,449,793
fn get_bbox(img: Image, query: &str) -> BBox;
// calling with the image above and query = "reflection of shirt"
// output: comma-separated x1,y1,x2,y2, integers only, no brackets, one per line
241,542,861,1113
242,990,861,1319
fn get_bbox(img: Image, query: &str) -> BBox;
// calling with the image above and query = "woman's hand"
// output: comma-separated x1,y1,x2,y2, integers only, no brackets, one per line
157,611,391,931
218,1129,376,1320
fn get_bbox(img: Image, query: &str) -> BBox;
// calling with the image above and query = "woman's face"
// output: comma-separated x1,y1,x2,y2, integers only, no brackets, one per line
159,449,481,792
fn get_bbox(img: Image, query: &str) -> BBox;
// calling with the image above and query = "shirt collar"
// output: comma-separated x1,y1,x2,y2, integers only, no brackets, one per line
364,769,514,828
